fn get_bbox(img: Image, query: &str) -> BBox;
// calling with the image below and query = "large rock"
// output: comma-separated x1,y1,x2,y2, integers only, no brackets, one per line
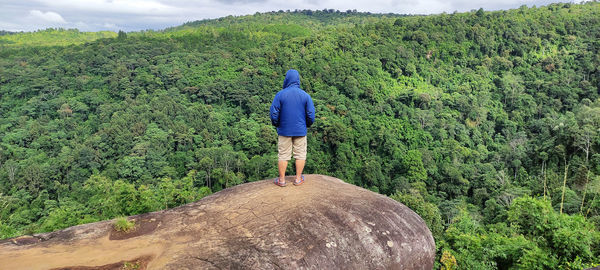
0,175,436,269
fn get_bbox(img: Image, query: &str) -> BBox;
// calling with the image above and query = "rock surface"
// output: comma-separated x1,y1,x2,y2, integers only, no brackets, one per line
0,175,436,269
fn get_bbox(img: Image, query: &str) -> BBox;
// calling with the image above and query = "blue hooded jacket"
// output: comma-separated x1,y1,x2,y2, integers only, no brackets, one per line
270,69,316,136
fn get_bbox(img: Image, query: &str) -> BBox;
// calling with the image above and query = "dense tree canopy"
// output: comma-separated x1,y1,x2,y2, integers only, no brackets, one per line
1,3,600,269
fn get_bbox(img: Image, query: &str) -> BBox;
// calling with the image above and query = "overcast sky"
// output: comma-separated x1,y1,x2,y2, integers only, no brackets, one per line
0,0,569,32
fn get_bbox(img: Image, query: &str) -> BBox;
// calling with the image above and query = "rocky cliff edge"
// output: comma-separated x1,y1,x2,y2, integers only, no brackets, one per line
0,175,435,269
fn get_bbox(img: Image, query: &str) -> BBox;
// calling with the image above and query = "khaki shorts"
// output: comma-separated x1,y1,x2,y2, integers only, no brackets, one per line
278,136,307,161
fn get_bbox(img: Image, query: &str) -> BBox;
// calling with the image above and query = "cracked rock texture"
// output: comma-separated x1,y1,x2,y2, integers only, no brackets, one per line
0,174,436,269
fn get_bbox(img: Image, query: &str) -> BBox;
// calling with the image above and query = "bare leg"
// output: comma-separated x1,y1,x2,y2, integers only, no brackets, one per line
278,160,288,184
295,159,305,183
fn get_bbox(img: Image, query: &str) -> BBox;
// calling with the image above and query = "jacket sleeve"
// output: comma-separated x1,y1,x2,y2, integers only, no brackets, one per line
270,94,281,127
306,95,315,127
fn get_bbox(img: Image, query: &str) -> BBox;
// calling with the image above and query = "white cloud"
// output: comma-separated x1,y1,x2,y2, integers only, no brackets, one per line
35,0,183,15
29,10,67,23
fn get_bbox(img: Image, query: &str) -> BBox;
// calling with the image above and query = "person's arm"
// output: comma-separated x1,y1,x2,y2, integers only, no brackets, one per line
270,94,281,127
306,95,315,127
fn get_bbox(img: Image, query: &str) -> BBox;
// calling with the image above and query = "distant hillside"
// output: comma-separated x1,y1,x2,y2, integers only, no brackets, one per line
0,28,116,47
1,3,599,269
0,30,16,36
170,9,406,30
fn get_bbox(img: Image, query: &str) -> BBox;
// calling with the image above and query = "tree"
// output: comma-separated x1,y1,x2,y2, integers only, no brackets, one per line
574,102,600,213
199,157,214,189
3,160,18,185
390,187,443,239
117,30,127,40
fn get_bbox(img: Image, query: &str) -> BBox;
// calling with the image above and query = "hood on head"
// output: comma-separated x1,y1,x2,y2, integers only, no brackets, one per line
283,69,300,89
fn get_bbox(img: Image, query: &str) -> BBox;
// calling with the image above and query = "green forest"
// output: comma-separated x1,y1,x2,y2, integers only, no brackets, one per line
1,3,600,269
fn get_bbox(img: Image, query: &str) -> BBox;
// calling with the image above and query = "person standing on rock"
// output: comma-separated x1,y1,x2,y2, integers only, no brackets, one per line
270,69,316,187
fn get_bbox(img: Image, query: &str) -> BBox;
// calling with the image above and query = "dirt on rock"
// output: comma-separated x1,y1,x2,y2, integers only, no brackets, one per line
7,235,42,246
0,175,436,269
50,255,153,270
